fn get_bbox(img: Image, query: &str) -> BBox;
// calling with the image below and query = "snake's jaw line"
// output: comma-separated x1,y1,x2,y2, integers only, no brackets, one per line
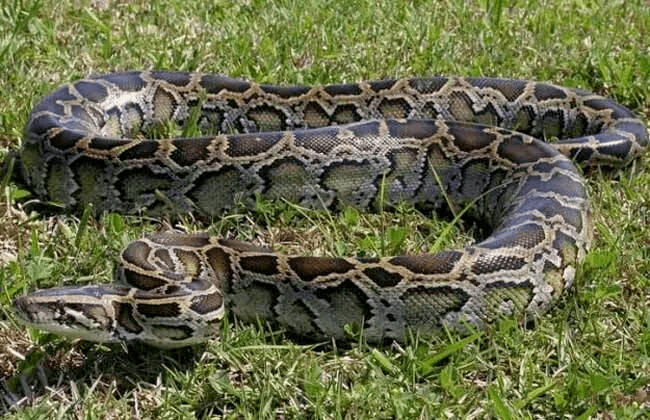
11,72,647,347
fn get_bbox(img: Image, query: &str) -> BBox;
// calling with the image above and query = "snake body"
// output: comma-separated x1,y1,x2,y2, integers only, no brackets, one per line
12,71,647,347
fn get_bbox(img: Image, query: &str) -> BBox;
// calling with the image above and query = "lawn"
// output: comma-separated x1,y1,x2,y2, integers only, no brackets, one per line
0,0,649,418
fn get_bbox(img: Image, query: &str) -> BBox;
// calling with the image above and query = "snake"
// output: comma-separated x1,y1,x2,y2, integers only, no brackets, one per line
10,71,648,348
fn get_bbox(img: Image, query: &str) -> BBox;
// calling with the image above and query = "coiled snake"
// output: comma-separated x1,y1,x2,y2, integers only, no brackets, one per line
12,72,648,348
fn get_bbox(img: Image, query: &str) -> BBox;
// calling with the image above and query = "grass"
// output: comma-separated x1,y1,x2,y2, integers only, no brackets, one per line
0,0,649,418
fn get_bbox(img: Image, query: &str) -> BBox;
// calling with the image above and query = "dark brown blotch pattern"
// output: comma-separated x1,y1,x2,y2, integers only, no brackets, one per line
113,302,144,334
289,257,356,282
362,266,402,287
239,255,280,276
190,291,223,315
389,251,463,275
137,302,181,318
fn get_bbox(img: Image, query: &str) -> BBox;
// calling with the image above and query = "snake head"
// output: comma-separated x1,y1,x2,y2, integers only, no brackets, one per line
13,285,123,343
13,283,224,348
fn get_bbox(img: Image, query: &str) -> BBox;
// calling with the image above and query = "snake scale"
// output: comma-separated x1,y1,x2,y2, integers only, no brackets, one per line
11,71,648,348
